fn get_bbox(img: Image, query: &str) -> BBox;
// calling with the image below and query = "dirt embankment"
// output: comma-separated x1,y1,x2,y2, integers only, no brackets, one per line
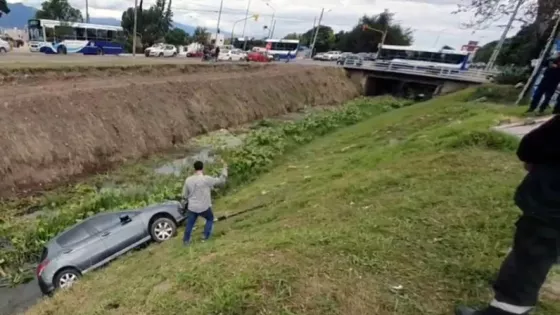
0,63,360,197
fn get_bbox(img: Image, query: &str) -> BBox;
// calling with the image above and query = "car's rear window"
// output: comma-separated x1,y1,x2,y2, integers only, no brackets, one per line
39,247,48,262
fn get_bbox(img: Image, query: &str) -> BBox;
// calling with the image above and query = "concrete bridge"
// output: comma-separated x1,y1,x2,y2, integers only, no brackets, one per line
344,61,496,98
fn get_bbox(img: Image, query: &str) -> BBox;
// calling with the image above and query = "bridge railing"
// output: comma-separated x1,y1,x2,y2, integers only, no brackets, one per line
345,60,497,83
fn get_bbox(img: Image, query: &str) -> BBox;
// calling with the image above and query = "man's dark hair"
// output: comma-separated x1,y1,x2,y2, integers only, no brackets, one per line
194,161,204,171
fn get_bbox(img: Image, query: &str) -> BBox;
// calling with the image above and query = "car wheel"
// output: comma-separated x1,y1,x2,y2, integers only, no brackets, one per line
0,48,6,54
150,217,177,242
57,46,67,55
53,268,81,290
158,52,164,57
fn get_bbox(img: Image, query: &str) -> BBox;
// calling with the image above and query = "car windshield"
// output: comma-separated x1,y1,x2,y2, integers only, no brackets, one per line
28,26,44,41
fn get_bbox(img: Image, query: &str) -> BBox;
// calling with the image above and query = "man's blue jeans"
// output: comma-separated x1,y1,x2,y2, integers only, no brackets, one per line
183,208,214,243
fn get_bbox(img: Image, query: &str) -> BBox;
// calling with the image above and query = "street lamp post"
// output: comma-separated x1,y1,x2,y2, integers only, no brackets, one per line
361,24,387,54
241,0,252,50
132,0,138,57
231,15,258,47
310,8,327,57
270,19,276,39
85,0,90,23
485,0,523,71
216,0,224,37
264,2,276,38
432,28,447,48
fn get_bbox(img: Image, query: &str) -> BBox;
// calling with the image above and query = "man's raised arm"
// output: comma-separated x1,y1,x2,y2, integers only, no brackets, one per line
204,160,228,187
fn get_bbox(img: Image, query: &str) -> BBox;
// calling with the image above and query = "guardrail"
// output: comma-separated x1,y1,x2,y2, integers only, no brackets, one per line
344,60,497,83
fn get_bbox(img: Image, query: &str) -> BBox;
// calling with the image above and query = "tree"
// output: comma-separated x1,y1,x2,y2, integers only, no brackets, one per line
300,25,335,53
474,22,540,65
454,0,556,44
35,0,83,21
0,0,10,17
283,33,300,40
165,28,190,46
192,27,210,44
331,11,413,53
121,0,174,48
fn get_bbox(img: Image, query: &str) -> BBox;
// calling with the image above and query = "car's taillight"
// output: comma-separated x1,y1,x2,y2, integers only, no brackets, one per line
36,259,49,277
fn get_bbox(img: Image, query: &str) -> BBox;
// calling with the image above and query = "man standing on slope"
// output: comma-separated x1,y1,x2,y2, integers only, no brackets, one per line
181,159,228,245
527,54,560,114
456,115,560,315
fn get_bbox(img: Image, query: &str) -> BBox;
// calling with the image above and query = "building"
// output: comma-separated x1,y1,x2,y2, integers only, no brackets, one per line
208,33,225,47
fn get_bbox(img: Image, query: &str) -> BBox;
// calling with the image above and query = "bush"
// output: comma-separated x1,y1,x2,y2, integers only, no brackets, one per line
468,85,523,104
493,66,530,85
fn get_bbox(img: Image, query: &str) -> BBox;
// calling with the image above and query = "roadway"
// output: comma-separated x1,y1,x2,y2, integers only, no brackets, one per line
0,51,340,68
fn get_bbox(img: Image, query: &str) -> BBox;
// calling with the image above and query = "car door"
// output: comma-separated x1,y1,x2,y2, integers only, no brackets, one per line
55,223,105,271
94,211,146,259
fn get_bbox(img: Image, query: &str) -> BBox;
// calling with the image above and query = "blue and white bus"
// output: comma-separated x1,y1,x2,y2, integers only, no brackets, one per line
27,19,125,55
265,39,299,60
377,45,472,71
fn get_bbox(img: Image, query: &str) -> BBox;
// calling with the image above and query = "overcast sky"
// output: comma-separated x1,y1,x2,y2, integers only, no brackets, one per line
16,0,526,49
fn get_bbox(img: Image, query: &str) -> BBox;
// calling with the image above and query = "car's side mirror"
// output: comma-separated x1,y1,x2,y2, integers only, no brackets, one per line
120,215,131,224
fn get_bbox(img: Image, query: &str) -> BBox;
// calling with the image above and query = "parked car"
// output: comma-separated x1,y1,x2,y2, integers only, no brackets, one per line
0,38,11,54
323,51,342,61
357,52,376,61
36,201,186,295
313,53,327,61
247,51,272,62
343,54,363,66
218,49,246,61
145,43,177,57
336,52,353,65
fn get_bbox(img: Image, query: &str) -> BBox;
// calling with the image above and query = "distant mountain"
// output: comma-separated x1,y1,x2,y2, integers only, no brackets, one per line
0,2,200,35
0,3,34,28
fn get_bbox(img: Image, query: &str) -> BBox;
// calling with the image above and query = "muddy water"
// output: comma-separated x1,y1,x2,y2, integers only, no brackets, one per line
154,128,245,176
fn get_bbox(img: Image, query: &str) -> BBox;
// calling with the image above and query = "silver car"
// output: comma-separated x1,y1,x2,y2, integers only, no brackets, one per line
36,201,186,295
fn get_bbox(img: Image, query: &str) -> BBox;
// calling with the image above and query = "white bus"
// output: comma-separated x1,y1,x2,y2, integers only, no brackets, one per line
27,19,125,55
377,45,473,71
265,39,299,60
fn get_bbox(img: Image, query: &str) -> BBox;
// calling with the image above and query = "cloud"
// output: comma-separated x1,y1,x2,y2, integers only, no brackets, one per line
13,0,524,49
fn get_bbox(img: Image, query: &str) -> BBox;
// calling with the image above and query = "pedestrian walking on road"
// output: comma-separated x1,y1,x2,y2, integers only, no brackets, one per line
456,115,560,315
181,159,228,245
214,46,220,62
527,54,560,114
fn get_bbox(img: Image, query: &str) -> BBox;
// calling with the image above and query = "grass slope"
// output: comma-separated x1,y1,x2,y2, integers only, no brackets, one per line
26,90,560,315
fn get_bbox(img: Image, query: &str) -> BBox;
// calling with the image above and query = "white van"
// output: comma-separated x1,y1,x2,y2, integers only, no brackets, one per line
0,38,10,54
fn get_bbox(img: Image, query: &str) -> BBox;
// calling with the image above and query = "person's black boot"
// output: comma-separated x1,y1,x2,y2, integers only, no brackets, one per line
455,305,480,315
455,305,530,315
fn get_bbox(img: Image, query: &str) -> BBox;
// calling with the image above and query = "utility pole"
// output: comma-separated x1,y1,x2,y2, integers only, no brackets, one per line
270,19,276,39
515,11,560,105
309,17,316,46
132,0,138,57
485,0,523,71
216,0,224,38
241,0,252,50
310,8,324,57
85,0,90,23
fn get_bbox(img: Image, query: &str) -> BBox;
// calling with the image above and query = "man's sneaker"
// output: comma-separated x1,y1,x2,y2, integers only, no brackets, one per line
183,241,190,247
455,305,530,315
